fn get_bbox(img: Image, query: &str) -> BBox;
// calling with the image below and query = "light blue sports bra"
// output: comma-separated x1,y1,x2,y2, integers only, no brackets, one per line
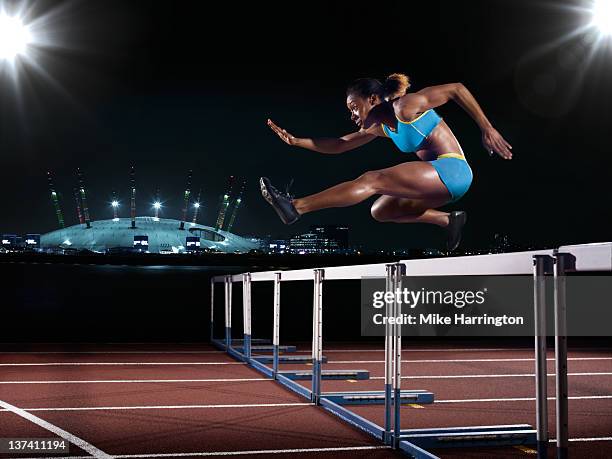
381,109,442,152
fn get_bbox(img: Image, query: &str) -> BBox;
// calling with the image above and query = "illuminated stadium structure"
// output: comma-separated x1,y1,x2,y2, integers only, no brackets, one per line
41,217,258,254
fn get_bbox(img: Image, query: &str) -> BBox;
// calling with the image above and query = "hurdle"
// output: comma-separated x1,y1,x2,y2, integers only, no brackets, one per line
390,250,553,456
210,242,611,458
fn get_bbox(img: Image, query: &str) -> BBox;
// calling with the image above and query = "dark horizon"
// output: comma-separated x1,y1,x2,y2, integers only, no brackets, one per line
1,0,611,250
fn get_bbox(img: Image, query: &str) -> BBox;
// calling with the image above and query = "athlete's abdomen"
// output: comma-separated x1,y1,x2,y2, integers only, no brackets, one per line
418,120,465,160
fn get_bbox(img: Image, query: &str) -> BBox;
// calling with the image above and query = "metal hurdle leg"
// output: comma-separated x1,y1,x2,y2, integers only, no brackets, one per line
393,263,406,448
311,269,324,404
224,276,233,350
554,254,570,459
532,255,552,459
243,273,252,359
210,278,215,343
273,272,281,377
384,264,394,445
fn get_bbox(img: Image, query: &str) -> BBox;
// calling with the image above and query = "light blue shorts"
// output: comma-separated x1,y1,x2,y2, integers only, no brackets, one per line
429,156,473,203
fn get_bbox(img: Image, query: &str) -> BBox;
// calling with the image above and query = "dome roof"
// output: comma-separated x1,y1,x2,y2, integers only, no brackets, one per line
40,217,258,253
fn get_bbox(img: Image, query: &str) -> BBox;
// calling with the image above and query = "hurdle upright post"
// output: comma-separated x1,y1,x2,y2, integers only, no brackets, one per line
383,264,394,445
243,273,252,359
224,276,233,349
311,268,324,404
210,278,215,342
532,255,552,458
273,272,281,377
393,263,406,448
553,253,570,459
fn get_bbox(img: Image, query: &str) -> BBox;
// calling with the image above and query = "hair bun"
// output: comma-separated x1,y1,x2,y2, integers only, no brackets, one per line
383,73,410,100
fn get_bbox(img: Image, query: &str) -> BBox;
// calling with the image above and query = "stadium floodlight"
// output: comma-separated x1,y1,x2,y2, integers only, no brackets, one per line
0,13,32,62
591,0,612,36
153,201,162,210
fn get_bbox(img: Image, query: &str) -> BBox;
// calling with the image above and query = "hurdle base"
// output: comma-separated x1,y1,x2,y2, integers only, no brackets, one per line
320,397,385,440
276,373,313,399
322,390,434,405
253,355,328,364
398,440,440,459
231,338,271,345
400,424,536,449
211,338,227,351
235,345,297,353
278,369,369,380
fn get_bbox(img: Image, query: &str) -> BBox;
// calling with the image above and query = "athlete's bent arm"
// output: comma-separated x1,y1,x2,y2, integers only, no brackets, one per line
268,119,376,154
399,84,513,159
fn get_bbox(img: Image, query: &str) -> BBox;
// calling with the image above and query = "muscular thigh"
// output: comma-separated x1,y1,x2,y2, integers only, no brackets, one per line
371,195,449,219
375,161,450,200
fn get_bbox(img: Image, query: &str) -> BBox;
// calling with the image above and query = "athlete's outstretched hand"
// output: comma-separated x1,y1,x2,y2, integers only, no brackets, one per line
482,127,512,160
268,119,297,146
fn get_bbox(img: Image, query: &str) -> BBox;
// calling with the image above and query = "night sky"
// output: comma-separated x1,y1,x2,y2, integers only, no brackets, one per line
1,0,611,250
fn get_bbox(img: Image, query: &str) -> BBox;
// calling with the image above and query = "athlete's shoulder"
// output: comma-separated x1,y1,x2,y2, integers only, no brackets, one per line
393,94,427,121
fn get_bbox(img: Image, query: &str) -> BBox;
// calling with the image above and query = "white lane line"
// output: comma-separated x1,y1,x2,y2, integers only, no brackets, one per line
0,362,244,366
11,440,612,459
3,357,611,366
327,357,612,364
0,402,313,413
0,378,269,385
563,437,612,442
436,395,612,403
1,372,610,385
2,347,608,354
3,397,610,413
369,372,612,380
0,398,111,459
5,445,391,459
295,348,532,353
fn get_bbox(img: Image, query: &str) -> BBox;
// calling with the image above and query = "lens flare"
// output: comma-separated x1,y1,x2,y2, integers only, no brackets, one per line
0,13,32,61
591,0,612,36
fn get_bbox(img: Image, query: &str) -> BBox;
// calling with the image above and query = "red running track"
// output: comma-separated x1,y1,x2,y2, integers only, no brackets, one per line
0,342,610,458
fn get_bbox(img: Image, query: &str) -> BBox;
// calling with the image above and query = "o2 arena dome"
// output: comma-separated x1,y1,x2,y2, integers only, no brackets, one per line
41,217,258,254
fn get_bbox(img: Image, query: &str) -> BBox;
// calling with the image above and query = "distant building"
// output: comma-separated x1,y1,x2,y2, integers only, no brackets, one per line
311,225,349,249
290,225,350,254
249,225,352,255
